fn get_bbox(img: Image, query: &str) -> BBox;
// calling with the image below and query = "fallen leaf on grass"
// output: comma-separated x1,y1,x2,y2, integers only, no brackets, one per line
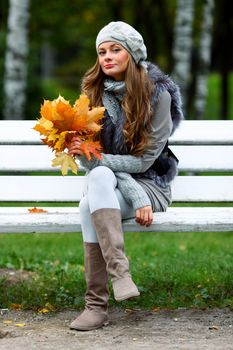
10,303,22,310
125,308,141,313
15,323,26,327
3,320,12,325
28,207,48,214
209,325,219,330
38,303,55,314
152,307,161,312
38,308,50,314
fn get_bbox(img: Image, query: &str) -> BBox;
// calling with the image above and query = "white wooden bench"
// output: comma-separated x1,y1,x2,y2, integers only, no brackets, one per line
0,120,233,233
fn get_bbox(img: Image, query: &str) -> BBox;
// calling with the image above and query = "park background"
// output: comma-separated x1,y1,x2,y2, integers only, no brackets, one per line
0,0,232,121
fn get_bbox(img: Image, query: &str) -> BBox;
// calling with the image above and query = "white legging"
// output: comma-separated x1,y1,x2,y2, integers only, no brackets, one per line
79,166,135,243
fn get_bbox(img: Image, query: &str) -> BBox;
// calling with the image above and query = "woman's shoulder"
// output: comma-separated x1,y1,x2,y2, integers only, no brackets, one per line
157,89,171,104
146,61,184,133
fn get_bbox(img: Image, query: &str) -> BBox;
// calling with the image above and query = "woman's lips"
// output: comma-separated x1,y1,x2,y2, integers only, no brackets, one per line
104,64,115,68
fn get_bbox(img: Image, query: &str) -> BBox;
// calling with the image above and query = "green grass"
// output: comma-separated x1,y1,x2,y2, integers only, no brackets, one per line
0,231,233,311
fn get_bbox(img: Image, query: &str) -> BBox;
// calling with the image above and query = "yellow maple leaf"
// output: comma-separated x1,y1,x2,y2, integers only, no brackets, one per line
86,122,102,133
87,106,105,124
54,131,69,151
33,117,54,136
74,94,90,116
37,303,55,314
38,308,50,314
47,128,59,142
51,152,78,176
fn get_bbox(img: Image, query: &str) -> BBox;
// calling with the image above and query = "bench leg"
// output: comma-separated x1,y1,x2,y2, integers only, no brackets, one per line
91,208,140,302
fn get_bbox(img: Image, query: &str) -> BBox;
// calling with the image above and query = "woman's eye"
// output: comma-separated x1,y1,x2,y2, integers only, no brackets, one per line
98,51,105,56
113,48,121,52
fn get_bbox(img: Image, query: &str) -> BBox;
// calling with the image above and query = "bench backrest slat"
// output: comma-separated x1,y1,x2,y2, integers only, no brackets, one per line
0,175,233,202
1,145,233,172
170,120,233,145
1,120,233,145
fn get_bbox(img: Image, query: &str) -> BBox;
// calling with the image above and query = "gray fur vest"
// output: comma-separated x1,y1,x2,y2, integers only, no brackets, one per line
100,62,184,187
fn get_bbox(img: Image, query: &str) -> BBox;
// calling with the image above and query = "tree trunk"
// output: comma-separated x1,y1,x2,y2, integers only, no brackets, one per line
194,0,214,119
219,0,232,119
172,0,194,115
3,0,30,120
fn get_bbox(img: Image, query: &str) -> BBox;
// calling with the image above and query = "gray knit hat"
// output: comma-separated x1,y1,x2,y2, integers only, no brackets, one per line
96,21,147,65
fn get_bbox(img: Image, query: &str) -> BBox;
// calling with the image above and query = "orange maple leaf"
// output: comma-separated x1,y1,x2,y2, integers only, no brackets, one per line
10,303,22,310
28,207,48,213
79,140,102,161
40,100,60,121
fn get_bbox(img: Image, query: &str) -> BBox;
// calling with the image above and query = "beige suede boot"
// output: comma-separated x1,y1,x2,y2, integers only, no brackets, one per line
91,208,140,302
70,242,109,331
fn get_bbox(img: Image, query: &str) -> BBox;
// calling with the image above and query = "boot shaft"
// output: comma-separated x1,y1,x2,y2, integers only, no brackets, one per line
91,208,140,302
84,242,109,311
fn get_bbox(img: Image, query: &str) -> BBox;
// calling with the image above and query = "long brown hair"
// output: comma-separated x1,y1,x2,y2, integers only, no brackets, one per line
81,56,154,155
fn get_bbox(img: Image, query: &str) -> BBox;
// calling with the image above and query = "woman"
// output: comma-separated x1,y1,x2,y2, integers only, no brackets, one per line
68,21,183,331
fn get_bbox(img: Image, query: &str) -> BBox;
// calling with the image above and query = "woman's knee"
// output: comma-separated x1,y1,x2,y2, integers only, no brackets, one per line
79,196,90,217
88,166,116,188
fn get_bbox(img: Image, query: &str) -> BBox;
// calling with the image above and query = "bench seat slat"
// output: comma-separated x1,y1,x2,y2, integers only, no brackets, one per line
1,120,233,145
0,175,233,202
0,207,232,233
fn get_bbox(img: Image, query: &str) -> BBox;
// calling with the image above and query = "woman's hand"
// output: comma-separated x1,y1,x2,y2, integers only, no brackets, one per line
135,205,153,227
67,136,84,157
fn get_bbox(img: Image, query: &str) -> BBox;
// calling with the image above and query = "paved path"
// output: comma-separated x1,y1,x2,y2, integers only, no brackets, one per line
0,308,233,349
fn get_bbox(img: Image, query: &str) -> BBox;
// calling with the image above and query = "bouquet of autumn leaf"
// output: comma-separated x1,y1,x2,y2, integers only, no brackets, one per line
33,94,105,175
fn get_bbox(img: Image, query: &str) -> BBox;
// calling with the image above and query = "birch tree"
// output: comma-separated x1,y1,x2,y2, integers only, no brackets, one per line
172,0,194,114
194,0,215,119
3,0,30,120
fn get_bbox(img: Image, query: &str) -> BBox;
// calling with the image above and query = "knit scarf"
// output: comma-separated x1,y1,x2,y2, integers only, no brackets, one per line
101,79,128,155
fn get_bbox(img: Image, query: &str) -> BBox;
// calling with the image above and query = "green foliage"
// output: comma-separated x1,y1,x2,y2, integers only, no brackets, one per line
0,232,233,310
0,29,6,118
35,72,233,121
203,73,233,120
0,0,233,120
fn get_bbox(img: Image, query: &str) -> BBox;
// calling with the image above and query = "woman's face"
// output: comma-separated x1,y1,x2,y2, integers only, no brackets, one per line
98,41,130,81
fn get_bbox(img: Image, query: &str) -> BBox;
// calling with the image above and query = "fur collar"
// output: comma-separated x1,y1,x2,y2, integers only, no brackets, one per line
146,62,184,134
